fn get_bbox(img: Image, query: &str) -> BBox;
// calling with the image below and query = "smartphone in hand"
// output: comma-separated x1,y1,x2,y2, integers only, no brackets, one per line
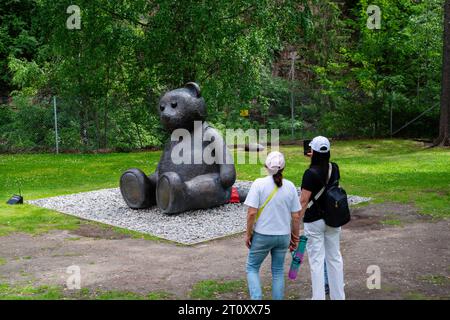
303,139,312,156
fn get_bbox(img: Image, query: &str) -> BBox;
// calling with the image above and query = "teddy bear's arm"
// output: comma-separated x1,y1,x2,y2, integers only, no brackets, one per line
218,137,236,188
204,126,237,188
220,163,236,188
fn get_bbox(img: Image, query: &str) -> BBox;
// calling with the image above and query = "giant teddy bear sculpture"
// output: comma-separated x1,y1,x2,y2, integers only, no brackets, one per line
120,82,247,214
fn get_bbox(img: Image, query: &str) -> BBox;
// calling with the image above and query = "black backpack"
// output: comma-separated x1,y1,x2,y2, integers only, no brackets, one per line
309,163,351,228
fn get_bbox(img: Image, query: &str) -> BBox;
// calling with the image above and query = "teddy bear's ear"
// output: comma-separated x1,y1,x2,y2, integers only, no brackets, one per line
185,82,201,98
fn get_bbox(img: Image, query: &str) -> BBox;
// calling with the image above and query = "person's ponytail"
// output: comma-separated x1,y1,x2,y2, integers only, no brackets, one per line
273,169,283,187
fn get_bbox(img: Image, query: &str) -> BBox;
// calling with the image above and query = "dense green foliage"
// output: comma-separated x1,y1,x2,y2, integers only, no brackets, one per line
0,1,446,151
0,0,38,96
298,0,444,138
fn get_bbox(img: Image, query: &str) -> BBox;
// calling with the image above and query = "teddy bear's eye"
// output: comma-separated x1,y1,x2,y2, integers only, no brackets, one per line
171,102,178,108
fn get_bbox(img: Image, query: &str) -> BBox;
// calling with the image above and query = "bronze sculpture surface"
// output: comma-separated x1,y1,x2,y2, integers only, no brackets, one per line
120,82,246,214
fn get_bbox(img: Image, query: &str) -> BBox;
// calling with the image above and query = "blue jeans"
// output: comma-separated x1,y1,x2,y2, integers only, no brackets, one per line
246,232,290,300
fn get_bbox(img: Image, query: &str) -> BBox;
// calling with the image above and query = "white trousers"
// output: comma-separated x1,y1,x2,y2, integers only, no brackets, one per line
304,219,345,300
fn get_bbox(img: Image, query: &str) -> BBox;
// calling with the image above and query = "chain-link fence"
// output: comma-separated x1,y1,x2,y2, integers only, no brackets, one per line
0,95,166,153
0,90,441,154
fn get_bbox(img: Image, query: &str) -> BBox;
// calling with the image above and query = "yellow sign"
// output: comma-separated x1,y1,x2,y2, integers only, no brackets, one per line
240,109,249,117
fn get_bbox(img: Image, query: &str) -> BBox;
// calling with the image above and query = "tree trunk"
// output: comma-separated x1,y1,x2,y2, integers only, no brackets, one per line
94,107,100,151
79,105,89,148
103,67,109,150
103,100,108,149
435,0,450,146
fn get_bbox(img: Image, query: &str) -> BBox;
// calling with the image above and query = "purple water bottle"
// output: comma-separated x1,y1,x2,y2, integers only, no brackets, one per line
288,235,308,280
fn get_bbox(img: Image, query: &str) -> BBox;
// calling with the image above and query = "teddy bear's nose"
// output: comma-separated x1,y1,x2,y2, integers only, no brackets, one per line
160,104,165,111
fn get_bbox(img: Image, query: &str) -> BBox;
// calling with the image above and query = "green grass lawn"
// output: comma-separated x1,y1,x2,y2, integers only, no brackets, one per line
0,139,448,300
189,279,246,299
0,278,241,300
237,139,450,218
0,139,449,237
0,282,172,300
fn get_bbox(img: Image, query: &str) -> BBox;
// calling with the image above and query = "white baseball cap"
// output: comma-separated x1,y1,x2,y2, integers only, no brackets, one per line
265,151,285,175
309,136,330,153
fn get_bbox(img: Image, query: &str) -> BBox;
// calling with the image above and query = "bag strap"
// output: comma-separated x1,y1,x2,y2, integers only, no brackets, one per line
307,163,332,209
255,186,279,222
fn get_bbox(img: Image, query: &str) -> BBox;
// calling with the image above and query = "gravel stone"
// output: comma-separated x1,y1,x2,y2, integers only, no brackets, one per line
27,181,371,245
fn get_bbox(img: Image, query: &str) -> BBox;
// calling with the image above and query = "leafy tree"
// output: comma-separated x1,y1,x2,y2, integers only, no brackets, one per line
311,0,444,138
5,0,312,151
0,0,38,96
0,0,447,151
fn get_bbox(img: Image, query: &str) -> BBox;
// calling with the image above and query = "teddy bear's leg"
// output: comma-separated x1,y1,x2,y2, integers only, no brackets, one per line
156,172,230,214
156,172,187,214
120,168,156,209
185,173,231,209
237,187,249,202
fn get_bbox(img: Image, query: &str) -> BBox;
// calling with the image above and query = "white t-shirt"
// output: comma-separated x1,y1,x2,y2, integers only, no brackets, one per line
244,176,301,235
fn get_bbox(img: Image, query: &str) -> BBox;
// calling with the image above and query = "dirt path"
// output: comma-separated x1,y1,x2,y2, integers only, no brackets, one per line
0,203,449,299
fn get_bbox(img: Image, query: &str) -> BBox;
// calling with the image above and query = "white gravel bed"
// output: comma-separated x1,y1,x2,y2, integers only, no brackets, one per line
27,181,371,245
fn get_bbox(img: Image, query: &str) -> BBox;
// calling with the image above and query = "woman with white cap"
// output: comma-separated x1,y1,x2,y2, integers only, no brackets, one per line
244,151,302,300
299,136,345,300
